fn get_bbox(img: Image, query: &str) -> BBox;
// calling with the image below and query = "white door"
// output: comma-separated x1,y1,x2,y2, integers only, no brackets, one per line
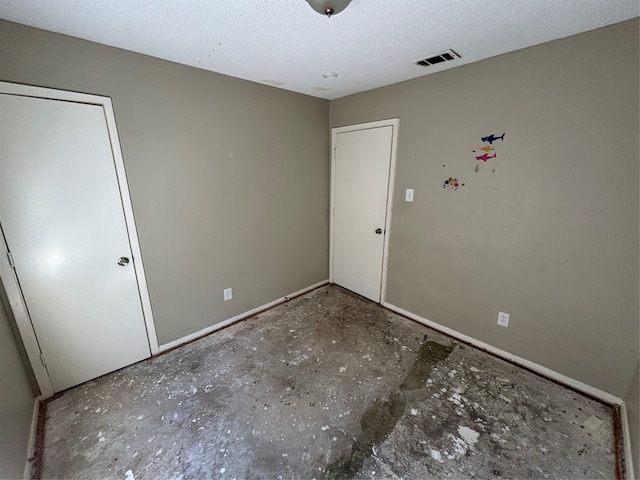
0,93,151,393
331,121,397,302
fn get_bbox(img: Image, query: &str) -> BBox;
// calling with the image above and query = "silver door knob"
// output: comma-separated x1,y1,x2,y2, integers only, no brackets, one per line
375,228,383,234
117,257,130,266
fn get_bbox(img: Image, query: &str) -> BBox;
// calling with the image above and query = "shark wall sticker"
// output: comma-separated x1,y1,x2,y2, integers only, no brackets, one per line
475,153,497,162
481,133,505,144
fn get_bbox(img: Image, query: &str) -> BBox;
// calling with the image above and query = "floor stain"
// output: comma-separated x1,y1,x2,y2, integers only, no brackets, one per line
327,339,454,479
400,339,455,391
326,391,406,479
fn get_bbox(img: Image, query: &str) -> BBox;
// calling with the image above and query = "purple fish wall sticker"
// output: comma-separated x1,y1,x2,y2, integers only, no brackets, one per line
475,153,497,162
481,133,505,144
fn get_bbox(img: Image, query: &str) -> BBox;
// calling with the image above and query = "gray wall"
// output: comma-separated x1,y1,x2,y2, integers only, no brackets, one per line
331,20,639,401
0,19,330,345
0,301,35,478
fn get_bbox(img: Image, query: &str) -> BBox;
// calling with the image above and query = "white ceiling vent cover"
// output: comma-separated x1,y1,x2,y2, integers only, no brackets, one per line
415,49,461,67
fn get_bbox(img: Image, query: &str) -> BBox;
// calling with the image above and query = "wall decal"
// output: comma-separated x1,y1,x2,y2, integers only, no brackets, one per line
481,133,505,144
467,132,506,184
475,153,497,162
443,177,465,190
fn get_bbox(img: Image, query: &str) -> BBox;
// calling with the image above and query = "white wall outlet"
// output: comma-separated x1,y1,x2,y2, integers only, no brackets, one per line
405,189,414,202
223,288,233,301
497,311,510,327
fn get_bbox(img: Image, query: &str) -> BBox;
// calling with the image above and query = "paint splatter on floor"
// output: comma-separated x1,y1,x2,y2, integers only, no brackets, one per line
38,286,617,479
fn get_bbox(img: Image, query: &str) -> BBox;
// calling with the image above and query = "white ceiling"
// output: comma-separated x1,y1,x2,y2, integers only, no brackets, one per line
0,1,637,100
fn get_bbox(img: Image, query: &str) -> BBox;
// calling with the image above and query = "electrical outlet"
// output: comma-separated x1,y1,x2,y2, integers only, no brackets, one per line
497,311,510,327
223,288,232,301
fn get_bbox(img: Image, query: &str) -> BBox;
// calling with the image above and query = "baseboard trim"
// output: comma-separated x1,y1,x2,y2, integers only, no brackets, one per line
383,302,624,406
158,280,330,353
23,395,42,480
620,402,635,480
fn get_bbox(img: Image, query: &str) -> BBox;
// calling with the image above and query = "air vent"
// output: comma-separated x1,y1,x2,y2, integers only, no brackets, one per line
415,49,460,67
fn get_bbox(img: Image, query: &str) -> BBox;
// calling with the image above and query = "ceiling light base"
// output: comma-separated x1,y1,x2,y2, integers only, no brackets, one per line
305,0,352,17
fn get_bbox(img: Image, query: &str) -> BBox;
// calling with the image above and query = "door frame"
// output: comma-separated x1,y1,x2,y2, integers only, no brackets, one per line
330,118,399,304
0,81,159,398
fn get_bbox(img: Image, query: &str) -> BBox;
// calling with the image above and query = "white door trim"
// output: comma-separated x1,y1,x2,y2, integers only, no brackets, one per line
0,235,54,397
330,118,399,304
0,81,159,397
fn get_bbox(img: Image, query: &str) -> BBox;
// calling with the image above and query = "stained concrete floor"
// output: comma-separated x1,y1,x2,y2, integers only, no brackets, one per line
38,285,618,479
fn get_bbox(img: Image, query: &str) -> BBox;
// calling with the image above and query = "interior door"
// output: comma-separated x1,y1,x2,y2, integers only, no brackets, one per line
0,93,151,392
332,125,394,302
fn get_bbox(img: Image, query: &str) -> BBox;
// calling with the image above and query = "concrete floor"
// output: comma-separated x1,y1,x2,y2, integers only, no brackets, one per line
37,285,617,479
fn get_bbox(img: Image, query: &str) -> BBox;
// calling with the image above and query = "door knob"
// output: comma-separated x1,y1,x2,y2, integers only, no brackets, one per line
117,257,130,266
375,228,383,234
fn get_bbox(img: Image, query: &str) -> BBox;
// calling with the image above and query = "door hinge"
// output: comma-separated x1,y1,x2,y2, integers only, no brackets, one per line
6,251,15,268
333,148,336,159
40,353,47,367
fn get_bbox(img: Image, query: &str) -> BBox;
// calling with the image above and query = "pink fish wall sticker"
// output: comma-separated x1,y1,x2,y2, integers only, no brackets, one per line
475,153,497,162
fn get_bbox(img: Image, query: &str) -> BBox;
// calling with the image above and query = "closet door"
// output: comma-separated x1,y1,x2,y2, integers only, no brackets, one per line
0,93,151,392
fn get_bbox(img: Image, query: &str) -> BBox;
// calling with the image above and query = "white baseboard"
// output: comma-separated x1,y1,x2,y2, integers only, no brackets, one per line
23,395,42,480
620,402,636,480
159,280,329,353
383,302,623,406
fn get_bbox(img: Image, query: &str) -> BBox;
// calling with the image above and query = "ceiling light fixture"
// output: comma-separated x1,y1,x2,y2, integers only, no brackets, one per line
322,72,338,79
305,0,352,17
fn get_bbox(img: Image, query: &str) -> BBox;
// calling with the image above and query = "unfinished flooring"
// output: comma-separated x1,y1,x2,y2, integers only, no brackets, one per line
39,285,617,479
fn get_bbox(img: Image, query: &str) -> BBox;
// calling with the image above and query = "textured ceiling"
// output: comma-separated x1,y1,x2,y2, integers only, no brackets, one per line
0,0,637,100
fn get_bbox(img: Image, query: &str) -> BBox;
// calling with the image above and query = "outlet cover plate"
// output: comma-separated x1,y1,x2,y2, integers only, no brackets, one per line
224,288,232,301
497,311,510,327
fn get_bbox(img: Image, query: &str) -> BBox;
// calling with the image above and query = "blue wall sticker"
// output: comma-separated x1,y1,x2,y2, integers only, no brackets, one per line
480,133,505,144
